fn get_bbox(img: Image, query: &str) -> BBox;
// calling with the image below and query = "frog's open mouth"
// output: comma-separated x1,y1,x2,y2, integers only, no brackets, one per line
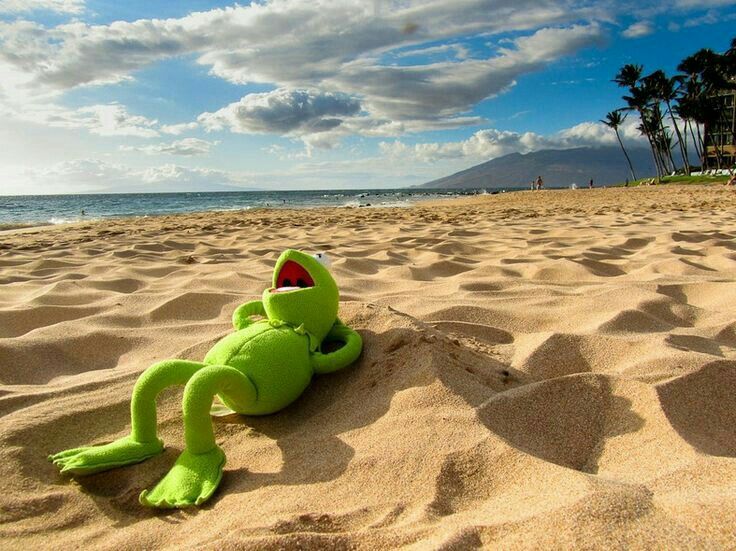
271,260,315,293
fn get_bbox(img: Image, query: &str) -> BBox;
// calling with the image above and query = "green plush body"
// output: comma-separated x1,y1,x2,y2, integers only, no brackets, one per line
205,322,312,415
50,249,362,508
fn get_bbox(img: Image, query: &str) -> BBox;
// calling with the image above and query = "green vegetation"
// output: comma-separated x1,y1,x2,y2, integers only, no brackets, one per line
605,37,736,181
615,174,730,187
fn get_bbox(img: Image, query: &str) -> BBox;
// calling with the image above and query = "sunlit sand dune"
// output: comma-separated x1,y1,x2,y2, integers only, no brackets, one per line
0,185,735,549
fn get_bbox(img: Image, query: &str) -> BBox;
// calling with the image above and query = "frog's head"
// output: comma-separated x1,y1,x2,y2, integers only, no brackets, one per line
262,249,339,345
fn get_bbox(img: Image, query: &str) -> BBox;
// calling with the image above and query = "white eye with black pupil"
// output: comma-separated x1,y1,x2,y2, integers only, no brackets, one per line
313,252,331,268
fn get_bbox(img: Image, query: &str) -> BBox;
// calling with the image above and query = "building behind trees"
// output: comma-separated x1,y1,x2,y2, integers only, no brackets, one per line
704,86,736,168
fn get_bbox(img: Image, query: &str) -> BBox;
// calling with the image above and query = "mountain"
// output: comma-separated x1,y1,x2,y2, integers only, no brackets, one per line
419,146,656,189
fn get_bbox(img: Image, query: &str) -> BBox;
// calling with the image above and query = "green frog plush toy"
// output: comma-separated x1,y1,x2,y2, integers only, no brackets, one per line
50,249,362,508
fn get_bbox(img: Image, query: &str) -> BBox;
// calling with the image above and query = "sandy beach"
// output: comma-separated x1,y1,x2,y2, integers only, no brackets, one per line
1,185,735,549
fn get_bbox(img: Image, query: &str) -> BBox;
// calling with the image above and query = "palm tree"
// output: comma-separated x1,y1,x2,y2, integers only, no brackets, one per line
623,85,664,180
601,110,637,181
611,38,736,175
675,78,705,163
678,46,736,170
640,73,676,173
614,64,643,89
645,70,690,174
615,64,664,181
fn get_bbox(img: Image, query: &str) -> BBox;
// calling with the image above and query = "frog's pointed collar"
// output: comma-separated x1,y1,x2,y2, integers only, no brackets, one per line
267,319,320,351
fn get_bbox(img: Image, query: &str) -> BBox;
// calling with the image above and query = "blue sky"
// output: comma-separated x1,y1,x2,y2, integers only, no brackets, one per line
1,0,735,194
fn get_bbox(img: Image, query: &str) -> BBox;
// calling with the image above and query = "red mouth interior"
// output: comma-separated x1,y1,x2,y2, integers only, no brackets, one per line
275,260,314,289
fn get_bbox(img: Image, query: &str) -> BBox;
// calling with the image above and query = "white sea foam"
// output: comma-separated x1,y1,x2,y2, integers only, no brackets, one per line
49,217,100,225
49,217,79,225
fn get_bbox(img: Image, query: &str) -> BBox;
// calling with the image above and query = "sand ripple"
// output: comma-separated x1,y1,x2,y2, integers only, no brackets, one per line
0,186,735,549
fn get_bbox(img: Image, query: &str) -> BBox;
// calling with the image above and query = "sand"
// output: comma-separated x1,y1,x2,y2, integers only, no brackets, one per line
0,185,735,549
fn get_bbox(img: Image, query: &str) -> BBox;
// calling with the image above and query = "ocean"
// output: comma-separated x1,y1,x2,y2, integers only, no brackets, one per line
0,188,496,229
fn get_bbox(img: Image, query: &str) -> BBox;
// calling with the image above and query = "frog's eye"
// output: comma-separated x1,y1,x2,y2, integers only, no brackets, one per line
313,252,331,268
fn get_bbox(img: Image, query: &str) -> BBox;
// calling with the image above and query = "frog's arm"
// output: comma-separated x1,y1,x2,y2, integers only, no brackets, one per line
232,300,266,330
311,319,362,375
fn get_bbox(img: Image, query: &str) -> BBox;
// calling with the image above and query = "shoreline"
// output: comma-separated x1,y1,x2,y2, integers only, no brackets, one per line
0,187,477,231
1,182,732,238
3,181,733,234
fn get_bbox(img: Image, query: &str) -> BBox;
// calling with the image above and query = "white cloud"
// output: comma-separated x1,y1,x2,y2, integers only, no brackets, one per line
160,122,199,135
139,163,233,185
15,103,160,137
4,111,654,193
0,1,606,139
17,158,135,194
681,9,736,27
325,23,605,122
0,0,84,14
198,88,361,135
674,0,736,7
0,0,721,166
622,21,654,38
7,101,202,140
74,104,159,137
193,22,604,154
120,138,216,156
379,117,646,163
394,43,469,60
13,158,249,194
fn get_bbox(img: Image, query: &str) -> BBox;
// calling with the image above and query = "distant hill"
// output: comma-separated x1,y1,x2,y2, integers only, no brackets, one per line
419,146,656,189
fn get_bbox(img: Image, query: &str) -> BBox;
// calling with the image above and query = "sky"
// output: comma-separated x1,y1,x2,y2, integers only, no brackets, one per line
1,0,735,194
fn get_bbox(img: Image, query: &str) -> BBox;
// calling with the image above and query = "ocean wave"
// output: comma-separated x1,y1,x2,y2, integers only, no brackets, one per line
49,216,101,225
211,206,253,212
375,200,412,208
49,217,81,225
0,188,502,226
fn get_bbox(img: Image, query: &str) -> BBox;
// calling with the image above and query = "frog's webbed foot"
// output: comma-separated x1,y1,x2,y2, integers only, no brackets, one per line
49,436,163,476
139,446,225,508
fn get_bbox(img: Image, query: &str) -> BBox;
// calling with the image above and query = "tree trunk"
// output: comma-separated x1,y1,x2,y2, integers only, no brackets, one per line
682,119,689,160
687,120,701,163
650,123,664,174
655,134,671,175
615,129,637,181
644,129,663,181
655,106,676,173
666,100,690,175
697,123,706,169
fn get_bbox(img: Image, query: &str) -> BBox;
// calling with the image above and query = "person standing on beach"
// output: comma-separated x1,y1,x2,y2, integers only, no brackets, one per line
588,178,594,189
535,176,543,190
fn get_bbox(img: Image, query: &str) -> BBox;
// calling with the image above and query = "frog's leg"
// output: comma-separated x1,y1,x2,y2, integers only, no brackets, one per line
139,364,256,508
50,359,205,475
